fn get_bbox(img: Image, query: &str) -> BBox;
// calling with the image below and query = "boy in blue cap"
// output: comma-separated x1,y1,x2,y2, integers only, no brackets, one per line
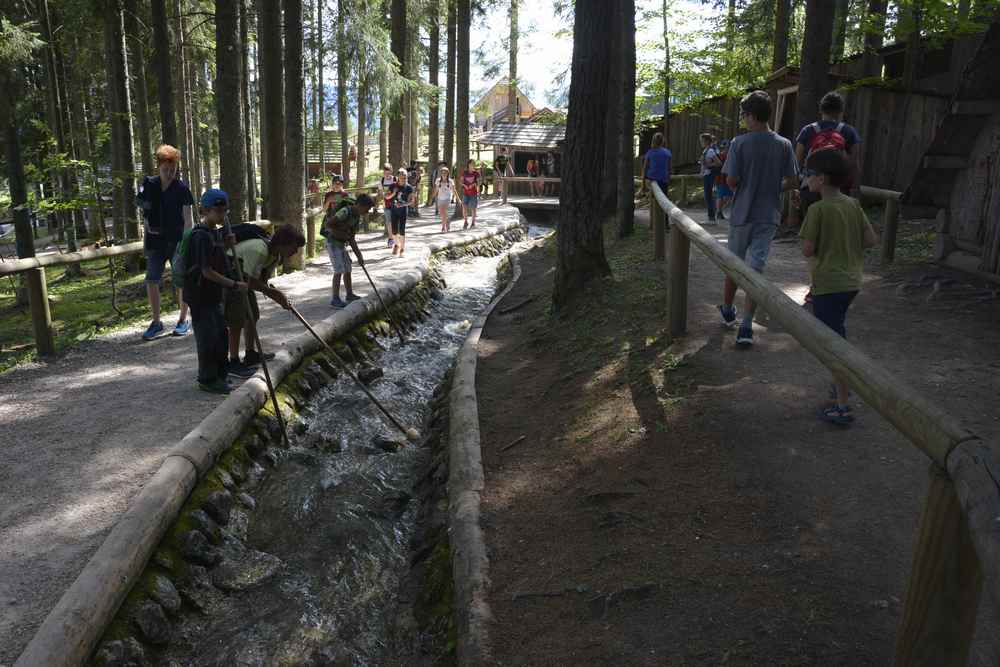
184,189,248,394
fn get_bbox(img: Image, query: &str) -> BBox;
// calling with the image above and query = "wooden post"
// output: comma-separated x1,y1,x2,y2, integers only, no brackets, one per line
667,222,690,336
26,267,56,356
895,464,982,667
881,197,900,265
679,175,689,207
652,192,666,261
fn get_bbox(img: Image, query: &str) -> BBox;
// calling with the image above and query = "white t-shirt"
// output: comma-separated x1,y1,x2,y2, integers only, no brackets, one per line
700,147,721,177
435,177,454,202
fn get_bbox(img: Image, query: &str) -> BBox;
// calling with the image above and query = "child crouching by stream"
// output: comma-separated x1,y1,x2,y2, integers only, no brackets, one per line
799,150,878,425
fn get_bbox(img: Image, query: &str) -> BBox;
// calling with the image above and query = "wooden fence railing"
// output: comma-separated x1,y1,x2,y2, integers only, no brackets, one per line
649,181,999,665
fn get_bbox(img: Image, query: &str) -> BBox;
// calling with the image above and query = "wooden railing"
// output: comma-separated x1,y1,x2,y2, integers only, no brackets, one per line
859,185,902,265
648,181,999,664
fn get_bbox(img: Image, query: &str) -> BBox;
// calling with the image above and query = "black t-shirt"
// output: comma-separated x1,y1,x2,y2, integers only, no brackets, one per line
183,225,227,307
138,176,194,245
494,155,509,173
391,183,414,209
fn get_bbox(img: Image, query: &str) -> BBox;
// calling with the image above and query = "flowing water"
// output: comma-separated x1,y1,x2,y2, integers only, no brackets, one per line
162,252,507,666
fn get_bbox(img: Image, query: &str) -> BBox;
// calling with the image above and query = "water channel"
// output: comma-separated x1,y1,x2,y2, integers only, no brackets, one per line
161,251,510,666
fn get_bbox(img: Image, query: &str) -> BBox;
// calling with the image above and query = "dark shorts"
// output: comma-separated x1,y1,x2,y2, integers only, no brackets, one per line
224,288,260,328
812,290,858,338
391,207,408,235
144,237,178,283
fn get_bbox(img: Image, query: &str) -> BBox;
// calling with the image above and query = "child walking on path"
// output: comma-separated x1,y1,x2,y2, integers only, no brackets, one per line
391,168,415,257
460,160,480,229
183,189,248,394
799,150,879,425
431,165,456,233
327,194,374,308
378,164,396,248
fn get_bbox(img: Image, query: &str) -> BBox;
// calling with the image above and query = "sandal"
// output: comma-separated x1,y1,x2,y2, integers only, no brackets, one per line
820,405,854,426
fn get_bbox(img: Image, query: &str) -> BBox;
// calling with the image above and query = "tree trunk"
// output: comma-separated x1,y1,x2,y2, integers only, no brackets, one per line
217,0,249,219
379,99,387,169
318,0,326,179
958,0,971,20
601,0,623,216
356,23,368,189
242,0,258,219
553,0,614,309
832,0,849,62
336,0,351,183
444,0,456,167
427,8,439,203
151,0,178,145
0,76,35,261
389,0,406,168
455,0,470,168
309,0,318,165
407,17,418,165
508,0,518,122
197,60,212,188
726,0,736,52
175,0,199,194
106,0,140,241
617,0,636,238
125,0,154,175
862,0,887,77
663,0,669,143
284,0,306,266
56,43,87,244
902,0,923,91
772,0,791,72
793,0,835,136
259,0,286,221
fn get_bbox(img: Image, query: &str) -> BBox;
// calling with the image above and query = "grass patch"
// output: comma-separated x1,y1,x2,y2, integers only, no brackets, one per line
0,257,175,373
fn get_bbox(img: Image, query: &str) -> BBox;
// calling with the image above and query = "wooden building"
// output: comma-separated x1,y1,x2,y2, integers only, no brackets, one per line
473,79,538,131
305,129,356,180
904,19,1000,280
474,122,564,195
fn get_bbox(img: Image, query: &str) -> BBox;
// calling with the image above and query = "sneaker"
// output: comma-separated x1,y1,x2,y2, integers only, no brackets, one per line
198,379,233,395
226,360,257,379
820,405,854,426
243,349,275,365
142,320,165,340
172,319,191,336
718,211,726,220
719,304,737,328
345,293,363,302
387,238,395,248
330,296,347,308
463,222,469,230
735,324,754,346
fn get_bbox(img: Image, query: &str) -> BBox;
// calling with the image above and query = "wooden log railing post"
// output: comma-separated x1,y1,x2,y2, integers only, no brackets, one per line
679,175,689,207
26,267,56,357
895,464,982,666
881,197,900,265
667,214,690,337
652,191,666,261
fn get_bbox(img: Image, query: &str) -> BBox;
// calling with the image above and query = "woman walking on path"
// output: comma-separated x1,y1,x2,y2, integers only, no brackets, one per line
431,165,456,233
714,139,733,220
526,158,539,196
460,160,481,229
377,163,396,248
700,133,722,223
391,168,415,257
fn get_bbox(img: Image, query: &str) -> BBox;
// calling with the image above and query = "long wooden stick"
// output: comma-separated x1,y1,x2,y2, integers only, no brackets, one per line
288,304,419,442
357,260,407,345
224,215,289,448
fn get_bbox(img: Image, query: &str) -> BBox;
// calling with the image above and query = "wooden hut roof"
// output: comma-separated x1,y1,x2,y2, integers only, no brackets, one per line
474,122,566,149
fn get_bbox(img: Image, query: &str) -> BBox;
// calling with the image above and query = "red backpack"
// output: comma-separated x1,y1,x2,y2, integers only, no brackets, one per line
807,121,847,157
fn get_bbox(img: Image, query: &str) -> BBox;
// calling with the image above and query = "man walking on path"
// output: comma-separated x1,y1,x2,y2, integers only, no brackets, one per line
137,144,195,340
494,147,513,203
793,90,862,221
327,194,374,308
700,133,722,224
719,90,799,347
407,160,422,217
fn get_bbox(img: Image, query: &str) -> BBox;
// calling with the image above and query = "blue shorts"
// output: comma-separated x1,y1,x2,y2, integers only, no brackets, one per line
326,240,352,274
716,182,733,198
145,239,178,283
727,221,777,272
812,291,858,338
462,194,478,209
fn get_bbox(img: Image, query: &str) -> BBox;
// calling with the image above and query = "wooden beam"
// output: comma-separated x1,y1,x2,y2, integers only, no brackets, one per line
895,464,982,666
881,197,900,265
859,185,902,202
951,100,1000,116
922,156,968,170
651,192,666,261
0,241,145,276
25,267,55,357
667,227,689,336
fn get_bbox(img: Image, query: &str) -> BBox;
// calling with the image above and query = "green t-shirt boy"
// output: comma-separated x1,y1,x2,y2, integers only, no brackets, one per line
799,194,870,296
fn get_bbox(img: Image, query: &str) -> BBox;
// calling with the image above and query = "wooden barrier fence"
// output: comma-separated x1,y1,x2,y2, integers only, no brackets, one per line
649,181,999,665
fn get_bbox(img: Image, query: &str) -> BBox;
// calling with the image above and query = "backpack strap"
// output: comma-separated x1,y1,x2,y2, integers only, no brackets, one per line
836,121,845,133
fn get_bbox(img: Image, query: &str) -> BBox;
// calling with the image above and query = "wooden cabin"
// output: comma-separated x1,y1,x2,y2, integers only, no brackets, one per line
474,122,565,195
473,79,538,132
904,19,1000,281
305,128,356,180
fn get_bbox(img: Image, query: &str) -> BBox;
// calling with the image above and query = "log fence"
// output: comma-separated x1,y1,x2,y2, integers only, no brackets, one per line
650,181,999,665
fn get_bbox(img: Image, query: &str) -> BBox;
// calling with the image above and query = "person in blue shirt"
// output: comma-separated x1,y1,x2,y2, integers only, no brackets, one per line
642,132,672,201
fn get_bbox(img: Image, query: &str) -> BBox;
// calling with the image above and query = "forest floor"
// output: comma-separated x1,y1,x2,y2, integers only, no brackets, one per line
476,209,1000,665
0,203,515,665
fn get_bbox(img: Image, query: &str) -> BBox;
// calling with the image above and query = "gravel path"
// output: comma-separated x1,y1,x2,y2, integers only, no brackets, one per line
0,202,514,663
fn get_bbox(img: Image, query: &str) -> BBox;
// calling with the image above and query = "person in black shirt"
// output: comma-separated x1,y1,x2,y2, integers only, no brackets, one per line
493,147,513,203
184,189,248,394
137,144,196,340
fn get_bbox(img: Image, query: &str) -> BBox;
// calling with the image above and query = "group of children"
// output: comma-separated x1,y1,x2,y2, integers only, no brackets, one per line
138,144,305,395
643,90,878,427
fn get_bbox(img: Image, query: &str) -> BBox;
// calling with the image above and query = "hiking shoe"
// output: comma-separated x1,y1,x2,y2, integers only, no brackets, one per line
820,405,854,426
172,319,191,336
330,296,347,308
719,304,738,328
198,379,233,395
243,349,275,365
142,320,164,340
735,324,754,346
226,360,257,379
345,293,363,302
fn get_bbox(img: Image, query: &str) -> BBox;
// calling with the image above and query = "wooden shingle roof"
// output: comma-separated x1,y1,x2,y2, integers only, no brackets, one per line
474,122,566,149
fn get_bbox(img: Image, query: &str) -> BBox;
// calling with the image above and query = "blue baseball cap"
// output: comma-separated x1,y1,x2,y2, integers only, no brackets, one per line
200,188,229,209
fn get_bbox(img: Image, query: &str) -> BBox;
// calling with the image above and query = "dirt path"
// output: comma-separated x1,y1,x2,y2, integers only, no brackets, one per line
476,211,1000,665
0,202,516,664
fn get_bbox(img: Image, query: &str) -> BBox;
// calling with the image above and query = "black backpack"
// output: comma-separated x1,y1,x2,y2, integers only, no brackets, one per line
229,222,271,244
320,197,356,238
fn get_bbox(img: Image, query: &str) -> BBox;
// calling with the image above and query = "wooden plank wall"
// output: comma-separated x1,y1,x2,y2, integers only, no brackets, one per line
665,97,741,169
